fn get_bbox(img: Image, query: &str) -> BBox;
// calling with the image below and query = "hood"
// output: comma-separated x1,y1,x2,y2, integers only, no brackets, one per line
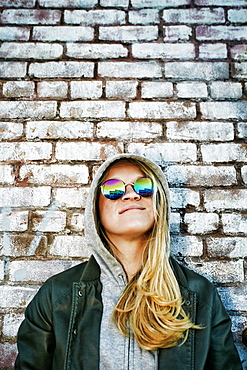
84,153,171,279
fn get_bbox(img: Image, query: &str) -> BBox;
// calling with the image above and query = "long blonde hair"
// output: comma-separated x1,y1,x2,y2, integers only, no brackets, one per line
97,158,200,351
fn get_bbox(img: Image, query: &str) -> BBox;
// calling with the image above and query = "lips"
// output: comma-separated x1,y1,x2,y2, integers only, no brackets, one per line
119,205,145,214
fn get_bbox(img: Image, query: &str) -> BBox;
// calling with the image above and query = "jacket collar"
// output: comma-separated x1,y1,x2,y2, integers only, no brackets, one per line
80,255,101,282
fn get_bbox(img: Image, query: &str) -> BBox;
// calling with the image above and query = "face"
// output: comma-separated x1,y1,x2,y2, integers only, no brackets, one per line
98,160,155,244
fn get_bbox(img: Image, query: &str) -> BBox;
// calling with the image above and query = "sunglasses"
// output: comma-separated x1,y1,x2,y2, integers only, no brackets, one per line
100,177,154,200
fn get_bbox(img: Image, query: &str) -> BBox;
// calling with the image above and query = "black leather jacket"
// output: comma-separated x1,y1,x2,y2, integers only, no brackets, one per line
15,256,242,370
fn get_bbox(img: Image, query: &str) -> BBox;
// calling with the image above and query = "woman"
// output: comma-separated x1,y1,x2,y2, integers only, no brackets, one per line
15,153,242,369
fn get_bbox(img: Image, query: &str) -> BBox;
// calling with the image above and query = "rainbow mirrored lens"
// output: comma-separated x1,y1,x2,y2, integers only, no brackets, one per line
101,177,153,200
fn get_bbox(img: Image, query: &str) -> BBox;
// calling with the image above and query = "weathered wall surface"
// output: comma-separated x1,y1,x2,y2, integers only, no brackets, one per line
0,0,246,368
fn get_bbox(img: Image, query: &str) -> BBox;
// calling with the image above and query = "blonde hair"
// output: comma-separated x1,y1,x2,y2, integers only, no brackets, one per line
97,158,200,351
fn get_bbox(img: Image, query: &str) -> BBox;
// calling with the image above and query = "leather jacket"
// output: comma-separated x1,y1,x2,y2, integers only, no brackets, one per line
15,255,242,370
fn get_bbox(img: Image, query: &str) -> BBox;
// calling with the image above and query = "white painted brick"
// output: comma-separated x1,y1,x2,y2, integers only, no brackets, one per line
165,62,229,80
96,121,162,140
176,82,208,98
53,187,89,208
204,189,247,211
98,61,162,78
201,143,247,163
169,188,200,208
170,212,180,234
26,120,93,140
0,101,57,119
0,211,28,232
39,0,97,6
0,62,27,78
3,313,24,337
29,62,94,78
207,237,247,258
0,234,47,257
99,26,158,42
163,8,225,24
37,81,68,99
232,62,247,79
132,0,190,6
0,285,39,308
165,165,236,187
171,235,203,257
237,123,247,139
19,164,89,186
141,82,173,98
210,82,242,99
126,143,197,163
64,9,125,25
196,25,247,41
70,212,84,232
66,43,128,59
184,212,219,234
0,122,23,140
56,142,123,161
132,43,195,59
9,260,81,282
199,43,227,59
200,102,247,120
129,9,159,24
166,121,234,141
163,25,192,41
71,81,103,99
100,0,129,7
0,9,61,25
50,235,90,258
231,44,247,60
0,0,35,5
218,286,247,312
0,187,51,207
32,210,66,232
0,142,52,161
128,102,196,119
0,260,4,280
3,81,35,98
0,43,63,60
196,0,247,4
222,214,247,235
0,165,15,185
105,81,137,99
242,166,247,184
33,26,94,41
60,101,125,119
0,26,29,41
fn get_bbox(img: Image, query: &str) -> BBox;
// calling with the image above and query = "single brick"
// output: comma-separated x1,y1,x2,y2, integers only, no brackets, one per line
241,166,247,184
132,43,195,59
50,235,90,258
56,142,124,161
0,0,35,6
99,26,158,42
195,0,247,4
202,143,247,163
0,142,52,161
60,101,125,119
164,165,236,186
3,313,24,338
19,164,89,186
0,122,23,140
0,211,28,232
32,210,66,232
163,8,225,24
169,188,200,208
204,189,247,211
210,81,242,99
70,212,84,232
33,26,94,41
71,81,103,99
0,101,57,119
37,81,68,99
39,0,97,6
0,26,30,41
219,285,247,312
230,44,247,60
196,25,247,41
0,9,61,25
228,9,247,23
169,212,180,234
0,187,51,207
3,81,35,98
0,42,63,60
222,214,247,235
29,61,94,78
207,237,247,258
199,43,227,59
53,187,89,208
232,62,247,79
98,61,162,78
131,0,190,7
176,82,208,98
141,82,173,98
0,234,47,257
64,9,125,25
171,235,203,257
184,212,219,234
128,102,196,119
165,62,229,80
105,80,137,99
0,62,27,78
0,285,39,308
100,0,129,7
126,142,197,163
163,25,192,41
96,121,162,140
200,102,247,120
0,164,15,185
26,120,94,140
237,122,247,139
66,43,128,59
129,9,159,24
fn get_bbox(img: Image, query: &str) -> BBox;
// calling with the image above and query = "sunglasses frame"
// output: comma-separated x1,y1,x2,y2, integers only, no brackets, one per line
100,177,154,200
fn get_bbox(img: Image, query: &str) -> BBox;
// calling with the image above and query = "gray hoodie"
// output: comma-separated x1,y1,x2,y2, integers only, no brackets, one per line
84,154,171,370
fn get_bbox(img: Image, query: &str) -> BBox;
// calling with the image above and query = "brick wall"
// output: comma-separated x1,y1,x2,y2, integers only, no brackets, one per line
0,0,247,368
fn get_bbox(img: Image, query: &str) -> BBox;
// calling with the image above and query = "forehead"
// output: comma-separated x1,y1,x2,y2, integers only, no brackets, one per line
105,160,145,179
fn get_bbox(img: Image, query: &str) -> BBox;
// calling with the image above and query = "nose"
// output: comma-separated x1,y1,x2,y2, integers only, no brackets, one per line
122,184,141,200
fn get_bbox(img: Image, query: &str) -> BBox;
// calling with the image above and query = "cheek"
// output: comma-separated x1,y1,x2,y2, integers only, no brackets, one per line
98,194,111,228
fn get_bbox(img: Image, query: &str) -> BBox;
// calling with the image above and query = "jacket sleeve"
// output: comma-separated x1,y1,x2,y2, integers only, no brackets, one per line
15,280,55,370
205,287,243,370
